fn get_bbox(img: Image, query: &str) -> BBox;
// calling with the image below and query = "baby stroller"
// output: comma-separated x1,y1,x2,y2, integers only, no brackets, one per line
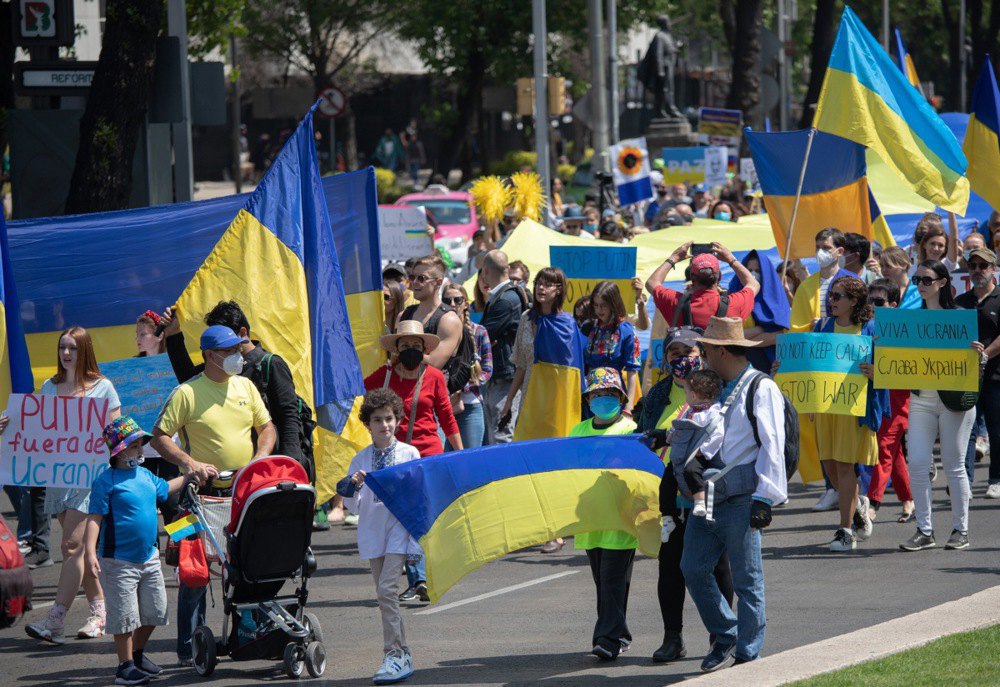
184,455,326,679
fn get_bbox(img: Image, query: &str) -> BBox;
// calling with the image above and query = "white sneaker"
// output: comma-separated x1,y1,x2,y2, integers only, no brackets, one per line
25,616,66,645
373,651,413,684
853,495,873,541
829,527,856,552
344,513,359,526
811,488,839,512
77,614,106,639
985,483,1000,499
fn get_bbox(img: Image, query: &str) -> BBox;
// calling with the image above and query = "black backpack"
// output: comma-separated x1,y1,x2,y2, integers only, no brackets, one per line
671,290,730,328
257,353,318,483
745,371,800,480
444,327,476,394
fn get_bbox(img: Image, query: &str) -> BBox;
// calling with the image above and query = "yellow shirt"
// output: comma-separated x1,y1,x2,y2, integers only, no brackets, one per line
790,271,826,333
155,373,271,471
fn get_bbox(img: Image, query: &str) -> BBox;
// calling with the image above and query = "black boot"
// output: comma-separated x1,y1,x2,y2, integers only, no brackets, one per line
652,630,686,663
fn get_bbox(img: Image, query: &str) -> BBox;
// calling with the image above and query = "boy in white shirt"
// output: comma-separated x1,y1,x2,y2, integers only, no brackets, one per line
337,389,422,685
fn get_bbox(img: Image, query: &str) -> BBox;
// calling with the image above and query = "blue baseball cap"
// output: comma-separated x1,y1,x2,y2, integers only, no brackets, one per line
692,183,707,194
200,325,248,351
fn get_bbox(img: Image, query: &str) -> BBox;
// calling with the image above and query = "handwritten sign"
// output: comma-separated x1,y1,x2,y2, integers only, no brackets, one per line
101,354,178,431
378,206,433,262
775,333,871,416
873,308,979,391
1,394,112,488
550,245,637,312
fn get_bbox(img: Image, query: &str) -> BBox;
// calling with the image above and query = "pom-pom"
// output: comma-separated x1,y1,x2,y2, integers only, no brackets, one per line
469,176,511,223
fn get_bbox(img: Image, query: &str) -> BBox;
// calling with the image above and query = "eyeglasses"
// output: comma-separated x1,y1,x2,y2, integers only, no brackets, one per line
968,261,993,271
869,297,888,307
442,296,465,306
406,273,435,285
828,292,850,302
911,275,941,286
535,281,560,291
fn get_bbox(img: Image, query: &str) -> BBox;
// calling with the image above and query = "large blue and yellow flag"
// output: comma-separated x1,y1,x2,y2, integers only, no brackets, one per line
365,435,663,602
513,311,585,441
893,27,921,89
964,59,1000,212
0,213,33,403
745,128,894,259
814,7,969,213
7,106,382,502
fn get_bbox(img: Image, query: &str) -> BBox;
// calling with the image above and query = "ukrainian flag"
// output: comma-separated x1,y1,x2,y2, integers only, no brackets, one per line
746,128,883,259
513,311,585,441
364,435,663,602
814,7,969,214
164,512,205,542
964,59,1000,212
0,213,33,403
893,27,921,89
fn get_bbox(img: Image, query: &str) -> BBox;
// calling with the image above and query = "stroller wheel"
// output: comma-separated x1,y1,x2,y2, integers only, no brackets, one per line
193,626,217,677
283,642,305,679
303,612,324,643
304,641,327,678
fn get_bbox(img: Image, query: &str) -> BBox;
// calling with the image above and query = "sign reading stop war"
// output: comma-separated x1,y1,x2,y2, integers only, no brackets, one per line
873,308,979,391
775,333,871,416
0,394,112,488
550,245,637,312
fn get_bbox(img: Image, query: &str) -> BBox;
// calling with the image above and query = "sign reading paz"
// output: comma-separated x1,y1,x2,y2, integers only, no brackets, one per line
775,333,871,416
874,308,979,391
1,393,112,488
549,245,637,311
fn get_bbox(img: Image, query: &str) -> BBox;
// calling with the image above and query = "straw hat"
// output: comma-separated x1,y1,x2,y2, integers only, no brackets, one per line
379,320,440,352
695,316,762,347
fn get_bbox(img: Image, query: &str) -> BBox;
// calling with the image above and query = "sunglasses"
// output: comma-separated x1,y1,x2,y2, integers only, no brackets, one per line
911,275,941,286
828,292,850,302
869,297,888,307
968,261,992,271
442,296,465,306
407,273,435,285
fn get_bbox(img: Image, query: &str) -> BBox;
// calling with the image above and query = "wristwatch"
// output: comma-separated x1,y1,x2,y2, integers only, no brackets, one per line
665,258,676,268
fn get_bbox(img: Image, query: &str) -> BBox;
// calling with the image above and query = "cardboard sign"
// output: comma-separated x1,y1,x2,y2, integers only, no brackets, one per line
775,333,871,416
660,147,705,184
703,146,729,187
873,308,979,391
698,107,743,147
378,205,433,262
1,393,112,488
739,157,758,188
550,245,637,311
100,354,177,432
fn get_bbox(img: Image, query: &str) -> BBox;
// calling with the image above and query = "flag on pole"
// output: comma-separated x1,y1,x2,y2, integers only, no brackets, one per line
0,213,32,404
165,513,205,542
814,7,969,214
964,59,1000,212
893,27,921,88
610,137,655,205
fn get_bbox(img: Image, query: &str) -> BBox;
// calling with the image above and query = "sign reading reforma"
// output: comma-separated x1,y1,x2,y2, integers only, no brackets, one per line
549,245,637,312
660,147,705,184
1,393,112,488
873,308,979,391
378,206,433,262
775,332,871,416
100,354,178,432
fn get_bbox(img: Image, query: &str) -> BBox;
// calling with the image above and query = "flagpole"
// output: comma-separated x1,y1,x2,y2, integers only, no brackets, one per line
781,127,817,280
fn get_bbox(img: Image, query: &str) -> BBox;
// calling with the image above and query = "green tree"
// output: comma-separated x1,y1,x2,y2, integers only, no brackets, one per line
187,0,246,59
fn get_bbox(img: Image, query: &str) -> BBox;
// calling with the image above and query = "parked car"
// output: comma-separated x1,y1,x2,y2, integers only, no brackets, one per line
395,187,478,267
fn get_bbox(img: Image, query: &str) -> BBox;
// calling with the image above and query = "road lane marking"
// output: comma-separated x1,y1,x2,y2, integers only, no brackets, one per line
414,570,579,615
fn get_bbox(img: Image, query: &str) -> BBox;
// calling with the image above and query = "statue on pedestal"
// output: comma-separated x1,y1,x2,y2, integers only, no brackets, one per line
638,15,683,120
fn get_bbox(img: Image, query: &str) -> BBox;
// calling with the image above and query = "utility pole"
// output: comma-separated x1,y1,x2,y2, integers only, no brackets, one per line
882,0,889,50
587,0,609,173
959,0,968,111
230,35,242,194
532,0,551,213
167,0,193,202
777,0,789,131
606,0,619,144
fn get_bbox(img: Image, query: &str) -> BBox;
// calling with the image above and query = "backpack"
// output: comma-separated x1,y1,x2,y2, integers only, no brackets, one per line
0,515,32,628
671,290,730,328
257,353,318,483
745,372,800,479
444,327,476,395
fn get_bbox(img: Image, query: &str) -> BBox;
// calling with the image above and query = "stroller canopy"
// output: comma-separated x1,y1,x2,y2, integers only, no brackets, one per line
230,456,310,533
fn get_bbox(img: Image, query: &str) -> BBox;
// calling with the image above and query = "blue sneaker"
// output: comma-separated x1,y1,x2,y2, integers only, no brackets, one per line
700,641,736,673
373,651,413,684
115,660,150,686
133,651,163,676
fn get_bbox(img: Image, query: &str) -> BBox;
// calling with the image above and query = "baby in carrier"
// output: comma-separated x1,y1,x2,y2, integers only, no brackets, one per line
668,369,725,520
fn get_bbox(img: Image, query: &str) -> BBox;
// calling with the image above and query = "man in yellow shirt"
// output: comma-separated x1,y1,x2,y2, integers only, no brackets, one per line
151,325,275,665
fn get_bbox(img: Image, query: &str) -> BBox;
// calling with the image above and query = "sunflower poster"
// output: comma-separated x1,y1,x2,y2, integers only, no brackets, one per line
610,137,654,206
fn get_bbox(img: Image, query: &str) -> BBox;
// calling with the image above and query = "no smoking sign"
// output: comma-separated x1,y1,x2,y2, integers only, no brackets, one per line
317,86,346,119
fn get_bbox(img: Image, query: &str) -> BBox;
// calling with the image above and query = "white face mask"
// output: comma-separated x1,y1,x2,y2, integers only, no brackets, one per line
122,455,144,469
816,249,840,268
214,351,244,376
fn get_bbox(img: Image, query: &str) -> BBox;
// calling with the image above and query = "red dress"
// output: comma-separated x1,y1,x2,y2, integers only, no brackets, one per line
364,364,460,457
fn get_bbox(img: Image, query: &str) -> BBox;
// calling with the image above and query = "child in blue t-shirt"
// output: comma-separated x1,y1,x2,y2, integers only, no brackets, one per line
84,416,192,687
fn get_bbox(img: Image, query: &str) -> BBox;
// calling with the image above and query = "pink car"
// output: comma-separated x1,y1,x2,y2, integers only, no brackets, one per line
395,186,478,267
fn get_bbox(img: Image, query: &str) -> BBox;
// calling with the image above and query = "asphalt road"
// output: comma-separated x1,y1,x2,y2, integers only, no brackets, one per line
4,465,1000,687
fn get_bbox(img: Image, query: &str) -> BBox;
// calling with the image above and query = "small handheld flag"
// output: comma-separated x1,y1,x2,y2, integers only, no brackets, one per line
610,137,655,206
165,513,205,542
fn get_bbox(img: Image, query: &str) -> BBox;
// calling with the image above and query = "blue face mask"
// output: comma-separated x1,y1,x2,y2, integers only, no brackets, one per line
584,222,598,233
715,211,732,222
589,396,622,421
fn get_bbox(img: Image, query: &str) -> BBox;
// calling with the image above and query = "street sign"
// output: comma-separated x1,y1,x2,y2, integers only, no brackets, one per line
317,86,346,119
14,61,98,95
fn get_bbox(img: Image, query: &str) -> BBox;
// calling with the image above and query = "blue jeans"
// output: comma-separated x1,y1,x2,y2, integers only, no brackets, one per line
177,582,208,660
447,402,484,451
406,557,427,588
964,402,984,484
681,493,766,661
3,486,31,539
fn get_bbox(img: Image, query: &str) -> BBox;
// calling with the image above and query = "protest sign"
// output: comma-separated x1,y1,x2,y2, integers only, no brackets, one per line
873,308,979,391
550,245,637,311
704,146,729,186
739,157,758,188
100,354,177,431
951,271,973,295
0,393,112,488
775,333,871,416
660,147,705,184
698,107,743,147
378,205,433,262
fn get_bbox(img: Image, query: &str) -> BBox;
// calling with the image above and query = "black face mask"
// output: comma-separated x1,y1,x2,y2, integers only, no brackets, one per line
398,348,423,370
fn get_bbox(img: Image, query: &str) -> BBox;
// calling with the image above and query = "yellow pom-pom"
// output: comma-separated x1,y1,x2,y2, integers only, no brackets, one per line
468,176,511,223
510,171,546,222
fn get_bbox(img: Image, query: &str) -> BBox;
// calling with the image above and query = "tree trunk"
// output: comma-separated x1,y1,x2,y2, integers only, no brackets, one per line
724,0,764,118
0,2,15,202
345,104,358,171
65,0,163,213
940,0,962,111
799,0,838,128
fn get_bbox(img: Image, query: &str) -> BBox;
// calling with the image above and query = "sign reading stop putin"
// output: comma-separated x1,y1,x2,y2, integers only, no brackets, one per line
317,86,346,119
